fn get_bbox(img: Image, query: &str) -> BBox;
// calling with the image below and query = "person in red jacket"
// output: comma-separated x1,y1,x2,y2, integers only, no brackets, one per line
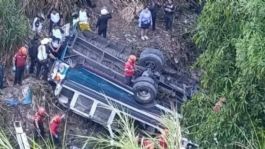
33,107,47,139
13,46,28,86
140,137,154,149
49,114,64,145
124,55,137,85
158,129,169,149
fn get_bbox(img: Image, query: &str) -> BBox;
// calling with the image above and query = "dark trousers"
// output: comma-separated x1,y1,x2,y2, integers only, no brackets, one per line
152,15,157,30
36,60,48,80
34,122,45,139
14,66,25,85
98,28,107,38
165,14,174,30
125,76,132,86
51,134,60,145
29,57,37,74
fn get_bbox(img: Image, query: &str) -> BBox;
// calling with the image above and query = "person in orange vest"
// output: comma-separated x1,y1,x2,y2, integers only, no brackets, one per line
124,55,137,85
49,114,64,145
158,129,169,149
141,137,154,149
33,107,47,139
13,46,28,86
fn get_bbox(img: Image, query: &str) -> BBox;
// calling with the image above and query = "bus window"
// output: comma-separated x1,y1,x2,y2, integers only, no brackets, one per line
74,95,94,115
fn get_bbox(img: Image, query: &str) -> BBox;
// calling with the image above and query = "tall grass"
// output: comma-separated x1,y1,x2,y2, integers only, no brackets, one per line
0,0,29,62
80,108,182,149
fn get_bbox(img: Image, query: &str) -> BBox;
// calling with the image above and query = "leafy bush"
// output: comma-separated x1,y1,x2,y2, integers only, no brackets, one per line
182,0,265,148
0,0,29,59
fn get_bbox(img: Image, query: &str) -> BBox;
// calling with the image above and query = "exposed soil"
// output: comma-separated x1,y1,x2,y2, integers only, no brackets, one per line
0,0,199,148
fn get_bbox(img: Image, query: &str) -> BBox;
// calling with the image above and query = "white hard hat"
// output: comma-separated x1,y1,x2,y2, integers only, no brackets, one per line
101,8,109,15
41,38,52,45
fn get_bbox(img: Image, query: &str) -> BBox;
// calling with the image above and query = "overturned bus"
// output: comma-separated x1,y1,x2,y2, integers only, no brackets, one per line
48,32,198,147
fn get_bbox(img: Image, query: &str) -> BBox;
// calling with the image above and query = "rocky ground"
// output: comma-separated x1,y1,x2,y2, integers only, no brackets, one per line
0,0,199,148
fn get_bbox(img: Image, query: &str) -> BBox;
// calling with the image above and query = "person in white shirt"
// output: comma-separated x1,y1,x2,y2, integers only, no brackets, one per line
78,7,91,31
49,37,62,59
51,25,64,42
32,13,45,35
36,38,52,79
138,6,153,40
48,9,62,34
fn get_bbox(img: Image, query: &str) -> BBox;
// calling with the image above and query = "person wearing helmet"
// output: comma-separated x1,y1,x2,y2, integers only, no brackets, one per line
49,114,64,144
32,13,45,35
33,107,47,139
124,55,137,85
158,129,169,149
13,46,28,86
96,7,112,38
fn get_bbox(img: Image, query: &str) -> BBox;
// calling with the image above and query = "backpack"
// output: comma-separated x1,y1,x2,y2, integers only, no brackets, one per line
37,45,48,62
15,54,27,68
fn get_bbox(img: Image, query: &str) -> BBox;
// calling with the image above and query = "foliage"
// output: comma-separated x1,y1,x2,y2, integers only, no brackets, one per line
0,0,29,59
21,0,77,21
80,109,182,149
0,129,13,149
182,0,265,148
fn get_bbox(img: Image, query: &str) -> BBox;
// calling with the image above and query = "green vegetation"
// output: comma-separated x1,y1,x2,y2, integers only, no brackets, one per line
0,0,28,57
81,111,182,149
182,0,265,148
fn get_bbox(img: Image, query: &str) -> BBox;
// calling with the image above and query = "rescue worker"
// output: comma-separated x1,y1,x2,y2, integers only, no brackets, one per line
96,7,112,38
148,0,160,31
36,38,52,80
78,7,91,31
13,46,28,86
158,129,168,149
32,13,45,35
48,8,62,35
140,137,154,149
49,114,64,145
124,55,136,85
164,0,175,31
139,6,152,40
28,35,40,74
33,107,47,139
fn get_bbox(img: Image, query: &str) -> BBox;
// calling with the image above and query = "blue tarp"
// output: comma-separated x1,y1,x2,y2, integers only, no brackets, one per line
4,87,32,107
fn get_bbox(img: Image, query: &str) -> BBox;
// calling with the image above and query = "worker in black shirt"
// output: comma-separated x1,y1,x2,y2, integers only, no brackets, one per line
96,7,112,38
148,0,160,31
164,0,175,31
28,35,40,74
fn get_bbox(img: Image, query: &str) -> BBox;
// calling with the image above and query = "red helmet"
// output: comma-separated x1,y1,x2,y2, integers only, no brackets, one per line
37,107,46,116
52,115,61,124
128,55,136,62
19,46,28,56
